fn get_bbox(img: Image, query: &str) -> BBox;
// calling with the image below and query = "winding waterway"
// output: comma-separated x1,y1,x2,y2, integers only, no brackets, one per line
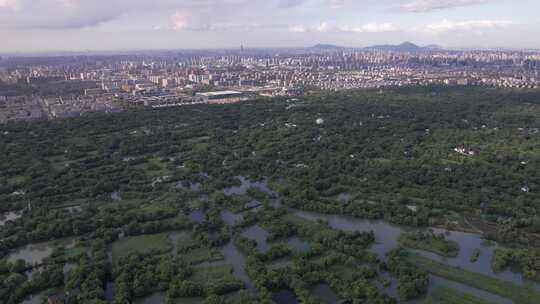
222,176,540,303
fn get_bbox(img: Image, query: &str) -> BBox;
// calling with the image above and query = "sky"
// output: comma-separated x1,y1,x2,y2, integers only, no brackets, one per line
1,0,539,52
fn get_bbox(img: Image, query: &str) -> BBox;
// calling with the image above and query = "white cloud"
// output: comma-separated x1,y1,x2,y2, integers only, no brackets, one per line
422,19,512,34
0,0,122,29
400,0,494,12
289,22,398,33
341,23,397,33
172,11,190,30
278,0,304,8
288,25,307,33
0,0,301,30
0,0,18,10
58,0,79,8
315,22,331,32
328,0,348,8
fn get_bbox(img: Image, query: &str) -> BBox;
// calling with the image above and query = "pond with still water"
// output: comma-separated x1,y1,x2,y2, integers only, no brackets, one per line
7,237,76,265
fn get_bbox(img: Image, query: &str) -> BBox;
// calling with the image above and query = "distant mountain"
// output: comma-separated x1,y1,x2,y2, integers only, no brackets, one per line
309,44,344,50
364,42,422,52
307,42,444,53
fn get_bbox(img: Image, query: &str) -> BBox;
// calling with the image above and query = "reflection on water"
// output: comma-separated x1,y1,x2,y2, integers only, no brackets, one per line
291,208,540,302
221,240,254,291
176,181,202,192
271,289,298,304
416,227,535,287
292,209,407,260
188,210,205,224
7,242,55,265
291,208,540,290
8,237,77,268
218,177,540,302
309,283,339,304
223,176,275,196
377,271,400,300
241,225,270,253
220,210,243,226
105,281,114,303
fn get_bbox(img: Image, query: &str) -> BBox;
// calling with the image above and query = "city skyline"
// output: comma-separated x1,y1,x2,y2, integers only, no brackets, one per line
1,0,540,52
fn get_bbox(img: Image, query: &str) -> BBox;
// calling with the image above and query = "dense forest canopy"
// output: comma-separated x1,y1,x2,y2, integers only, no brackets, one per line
2,86,539,223
1,86,540,304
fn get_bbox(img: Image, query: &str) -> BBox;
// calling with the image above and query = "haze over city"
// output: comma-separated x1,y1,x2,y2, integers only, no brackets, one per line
2,1,540,304
1,0,540,52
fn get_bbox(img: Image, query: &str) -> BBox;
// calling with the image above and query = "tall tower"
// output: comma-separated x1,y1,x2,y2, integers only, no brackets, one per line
240,44,244,53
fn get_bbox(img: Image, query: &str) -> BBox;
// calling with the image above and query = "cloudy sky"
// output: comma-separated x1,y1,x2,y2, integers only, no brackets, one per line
1,0,539,52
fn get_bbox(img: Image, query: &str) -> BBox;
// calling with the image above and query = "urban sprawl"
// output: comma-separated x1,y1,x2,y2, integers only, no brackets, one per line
1,43,540,123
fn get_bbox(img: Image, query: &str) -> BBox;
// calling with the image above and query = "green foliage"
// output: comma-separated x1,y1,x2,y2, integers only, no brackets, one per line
408,253,540,304
112,233,170,264
386,248,429,300
113,252,192,303
1,87,540,303
399,231,460,257
191,265,243,295
423,287,492,304
470,248,481,263
492,247,540,280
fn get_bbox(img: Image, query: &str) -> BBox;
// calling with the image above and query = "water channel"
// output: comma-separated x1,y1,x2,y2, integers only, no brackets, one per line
221,176,540,303
309,283,340,304
222,176,276,197
17,176,536,303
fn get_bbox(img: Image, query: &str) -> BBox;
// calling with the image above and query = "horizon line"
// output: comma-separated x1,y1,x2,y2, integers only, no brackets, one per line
2,43,540,57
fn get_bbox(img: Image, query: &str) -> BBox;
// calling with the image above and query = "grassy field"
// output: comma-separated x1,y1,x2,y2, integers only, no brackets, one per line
423,287,493,304
7,175,30,185
112,233,170,263
170,231,196,253
191,265,235,284
65,245,88,258
174,297,205,304
181,247,224,265
408,254,540,304
191,264,241,294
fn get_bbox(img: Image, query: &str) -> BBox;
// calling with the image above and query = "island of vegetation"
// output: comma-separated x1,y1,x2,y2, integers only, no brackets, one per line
398,231,460,257
470,248,481,263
